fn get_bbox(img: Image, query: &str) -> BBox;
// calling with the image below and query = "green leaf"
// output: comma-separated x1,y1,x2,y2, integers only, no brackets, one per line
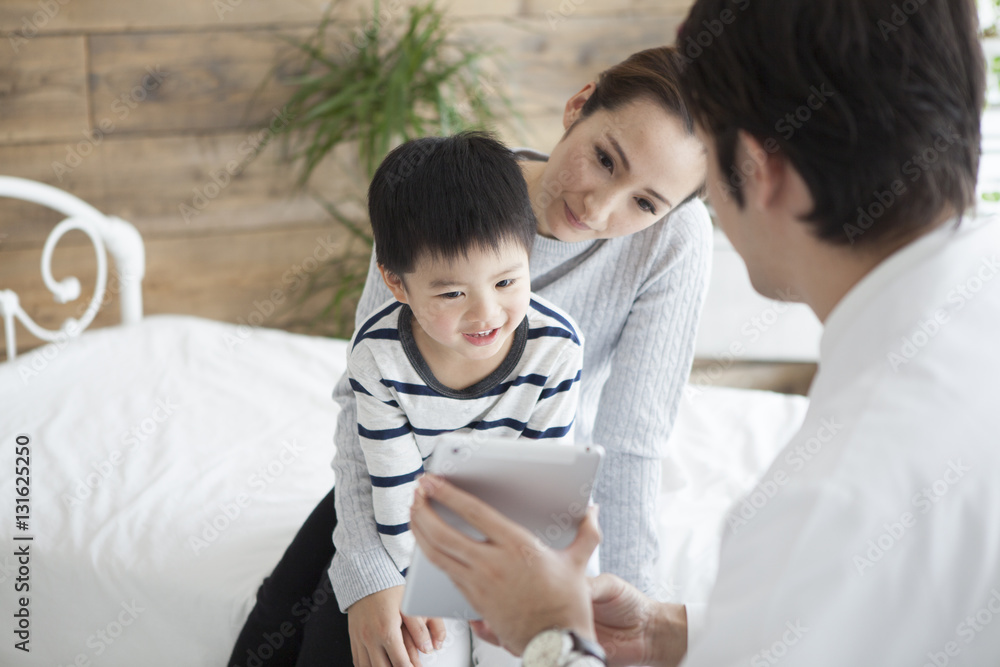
250,0,518,335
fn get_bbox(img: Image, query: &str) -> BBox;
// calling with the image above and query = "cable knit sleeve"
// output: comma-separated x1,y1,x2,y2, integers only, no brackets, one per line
590,204,713,595
328,253,407,612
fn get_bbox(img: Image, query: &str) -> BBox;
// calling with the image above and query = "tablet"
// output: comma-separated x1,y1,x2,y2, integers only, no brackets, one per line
400,437,604,620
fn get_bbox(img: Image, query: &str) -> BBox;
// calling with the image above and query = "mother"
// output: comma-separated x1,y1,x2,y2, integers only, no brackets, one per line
229,45,710,666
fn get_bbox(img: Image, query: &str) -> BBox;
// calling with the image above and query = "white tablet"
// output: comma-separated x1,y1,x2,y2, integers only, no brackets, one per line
400,437,604,620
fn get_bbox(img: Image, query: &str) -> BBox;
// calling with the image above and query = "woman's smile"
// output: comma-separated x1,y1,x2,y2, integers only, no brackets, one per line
564,202,591,231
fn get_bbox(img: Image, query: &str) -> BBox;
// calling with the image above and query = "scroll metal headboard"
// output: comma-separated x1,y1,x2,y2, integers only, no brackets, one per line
0,177,145,360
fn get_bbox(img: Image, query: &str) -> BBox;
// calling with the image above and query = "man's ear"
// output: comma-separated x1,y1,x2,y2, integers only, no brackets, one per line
563,82,596,130
738,130,786,211
379,265,409,304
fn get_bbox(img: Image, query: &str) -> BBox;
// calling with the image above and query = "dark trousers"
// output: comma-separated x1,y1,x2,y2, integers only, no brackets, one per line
227,486,353,666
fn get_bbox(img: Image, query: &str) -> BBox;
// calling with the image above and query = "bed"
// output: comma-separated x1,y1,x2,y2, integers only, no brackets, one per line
0,178,810,666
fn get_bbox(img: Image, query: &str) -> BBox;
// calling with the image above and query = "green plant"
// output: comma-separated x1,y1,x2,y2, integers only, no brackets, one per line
281,0,512,184
268,0,515,337
982,0,1000,37
980,0,1000,207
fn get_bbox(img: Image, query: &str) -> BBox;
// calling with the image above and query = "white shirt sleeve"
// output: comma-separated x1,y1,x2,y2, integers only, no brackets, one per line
684,602,708,649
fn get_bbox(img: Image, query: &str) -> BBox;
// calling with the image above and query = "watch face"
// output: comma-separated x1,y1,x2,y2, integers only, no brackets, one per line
523,629,572,666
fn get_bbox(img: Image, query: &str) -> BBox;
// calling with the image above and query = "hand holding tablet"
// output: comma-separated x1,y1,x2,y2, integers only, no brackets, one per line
402,438,604,620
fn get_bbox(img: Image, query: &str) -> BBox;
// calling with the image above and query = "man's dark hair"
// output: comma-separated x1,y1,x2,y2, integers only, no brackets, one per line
368,131,536,276
678,0,985,248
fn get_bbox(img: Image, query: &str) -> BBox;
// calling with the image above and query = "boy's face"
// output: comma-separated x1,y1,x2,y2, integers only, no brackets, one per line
381,241,532,364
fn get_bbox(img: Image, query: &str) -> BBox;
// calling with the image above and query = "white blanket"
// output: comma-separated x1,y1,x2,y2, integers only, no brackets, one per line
0,316,807,665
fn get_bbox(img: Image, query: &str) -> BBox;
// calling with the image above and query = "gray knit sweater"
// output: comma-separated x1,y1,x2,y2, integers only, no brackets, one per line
329,152,713,611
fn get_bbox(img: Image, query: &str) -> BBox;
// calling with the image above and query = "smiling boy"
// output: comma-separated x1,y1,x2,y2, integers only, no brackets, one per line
341,132,584,666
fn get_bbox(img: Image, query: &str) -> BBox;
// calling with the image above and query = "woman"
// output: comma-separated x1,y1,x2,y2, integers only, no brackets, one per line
229,45,709,667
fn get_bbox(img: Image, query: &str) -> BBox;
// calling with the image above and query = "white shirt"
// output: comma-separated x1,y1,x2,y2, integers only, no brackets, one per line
684,218,1000,666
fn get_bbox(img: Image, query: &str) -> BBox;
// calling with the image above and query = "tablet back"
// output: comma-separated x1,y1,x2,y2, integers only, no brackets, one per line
401,438,604,620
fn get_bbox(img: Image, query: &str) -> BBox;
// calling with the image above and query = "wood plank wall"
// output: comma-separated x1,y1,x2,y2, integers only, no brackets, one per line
0,0,695,358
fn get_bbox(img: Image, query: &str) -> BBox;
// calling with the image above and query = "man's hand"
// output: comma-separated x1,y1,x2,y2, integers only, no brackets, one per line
346,586,447,667
409,474,601,655
589,574,688,667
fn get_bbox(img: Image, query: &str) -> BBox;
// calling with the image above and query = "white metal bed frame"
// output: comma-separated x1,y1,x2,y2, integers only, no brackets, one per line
0,176,146,360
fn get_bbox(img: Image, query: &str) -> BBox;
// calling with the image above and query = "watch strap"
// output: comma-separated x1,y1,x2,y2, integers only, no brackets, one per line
523,628,608,667
567,630,608,666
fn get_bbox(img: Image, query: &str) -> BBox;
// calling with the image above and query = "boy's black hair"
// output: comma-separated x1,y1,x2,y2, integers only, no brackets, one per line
678,0,985,248
368,131,536,276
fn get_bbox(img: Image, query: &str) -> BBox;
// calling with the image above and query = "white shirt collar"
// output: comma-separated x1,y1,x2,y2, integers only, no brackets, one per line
819,217,964,362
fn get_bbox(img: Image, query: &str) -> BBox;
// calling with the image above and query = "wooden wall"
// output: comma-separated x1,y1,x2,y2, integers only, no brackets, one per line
0,0,695,358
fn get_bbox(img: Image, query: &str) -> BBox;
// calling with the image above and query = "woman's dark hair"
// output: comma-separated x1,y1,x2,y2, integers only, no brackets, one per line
679,0,984,248
578,46,696,136
368,131,536,276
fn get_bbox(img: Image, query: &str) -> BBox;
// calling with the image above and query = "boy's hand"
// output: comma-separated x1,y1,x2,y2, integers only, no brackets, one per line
402,611,448,664
347,586,447,667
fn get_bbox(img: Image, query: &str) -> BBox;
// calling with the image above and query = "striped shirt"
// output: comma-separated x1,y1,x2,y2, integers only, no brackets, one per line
348,294,584,574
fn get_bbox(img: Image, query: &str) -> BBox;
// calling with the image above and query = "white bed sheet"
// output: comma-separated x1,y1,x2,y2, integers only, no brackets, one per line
0,316,807,666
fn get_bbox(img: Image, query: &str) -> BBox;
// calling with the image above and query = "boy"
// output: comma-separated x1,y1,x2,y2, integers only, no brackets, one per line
343,132,584,665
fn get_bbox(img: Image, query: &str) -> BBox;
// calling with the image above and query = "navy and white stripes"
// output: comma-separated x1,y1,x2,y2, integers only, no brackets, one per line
348,294,583,574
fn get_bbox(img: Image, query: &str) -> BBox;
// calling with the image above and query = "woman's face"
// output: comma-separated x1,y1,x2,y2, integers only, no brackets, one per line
526,86,706,242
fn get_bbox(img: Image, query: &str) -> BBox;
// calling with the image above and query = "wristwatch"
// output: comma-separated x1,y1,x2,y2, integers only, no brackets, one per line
522,628,608,667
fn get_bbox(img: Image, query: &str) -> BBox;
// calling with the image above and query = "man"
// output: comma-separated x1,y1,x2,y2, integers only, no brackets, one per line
410,0,1000,665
